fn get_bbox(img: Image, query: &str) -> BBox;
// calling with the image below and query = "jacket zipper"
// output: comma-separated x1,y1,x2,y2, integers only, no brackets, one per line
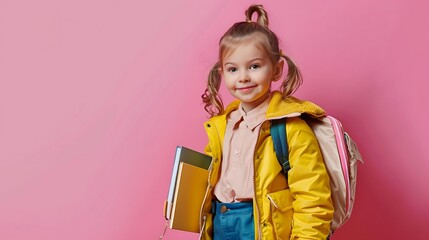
199,120,220,239
198,214,207,240
199,160,214,238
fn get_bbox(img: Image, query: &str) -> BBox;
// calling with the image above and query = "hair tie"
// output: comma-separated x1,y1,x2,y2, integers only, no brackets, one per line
279,49,283,56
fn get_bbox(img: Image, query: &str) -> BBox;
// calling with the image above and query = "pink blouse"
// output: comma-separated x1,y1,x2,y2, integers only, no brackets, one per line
214,96,271,203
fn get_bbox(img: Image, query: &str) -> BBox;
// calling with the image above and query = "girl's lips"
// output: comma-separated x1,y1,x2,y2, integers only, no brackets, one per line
236,85,257,91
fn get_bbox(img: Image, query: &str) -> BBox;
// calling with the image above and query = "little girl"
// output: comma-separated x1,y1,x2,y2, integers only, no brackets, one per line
199,5,334,240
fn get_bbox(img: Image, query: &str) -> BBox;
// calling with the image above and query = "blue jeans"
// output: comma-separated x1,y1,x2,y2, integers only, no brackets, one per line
212,201,254,240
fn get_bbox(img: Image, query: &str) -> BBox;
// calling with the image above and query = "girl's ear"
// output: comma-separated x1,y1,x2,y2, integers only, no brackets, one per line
272,58,285,82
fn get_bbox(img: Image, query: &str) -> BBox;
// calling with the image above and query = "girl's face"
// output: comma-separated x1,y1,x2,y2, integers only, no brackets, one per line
221,40,282,113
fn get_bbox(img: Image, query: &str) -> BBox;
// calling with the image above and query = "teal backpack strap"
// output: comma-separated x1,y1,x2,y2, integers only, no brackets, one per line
270,119,290,178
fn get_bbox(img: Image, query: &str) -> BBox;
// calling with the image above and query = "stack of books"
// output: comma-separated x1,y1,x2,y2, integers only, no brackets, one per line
164,146,212,233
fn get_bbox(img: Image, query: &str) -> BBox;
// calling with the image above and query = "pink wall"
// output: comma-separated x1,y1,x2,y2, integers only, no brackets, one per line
0,0,428,239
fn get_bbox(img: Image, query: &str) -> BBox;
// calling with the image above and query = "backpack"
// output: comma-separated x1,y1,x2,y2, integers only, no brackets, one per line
270,115,363,236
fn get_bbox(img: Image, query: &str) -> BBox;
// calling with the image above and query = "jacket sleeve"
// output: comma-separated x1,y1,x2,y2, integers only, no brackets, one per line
286,117,334,240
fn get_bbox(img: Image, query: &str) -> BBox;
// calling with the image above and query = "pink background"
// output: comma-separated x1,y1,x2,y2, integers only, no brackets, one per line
1,0,428,239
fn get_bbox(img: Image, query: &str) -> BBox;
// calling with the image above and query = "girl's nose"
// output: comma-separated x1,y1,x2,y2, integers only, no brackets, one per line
239,71,250,82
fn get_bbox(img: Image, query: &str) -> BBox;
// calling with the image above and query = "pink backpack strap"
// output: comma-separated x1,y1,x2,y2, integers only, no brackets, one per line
327,116,351,214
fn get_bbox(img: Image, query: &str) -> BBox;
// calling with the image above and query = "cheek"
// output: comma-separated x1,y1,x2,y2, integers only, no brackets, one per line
254,71,273,84
223,75,235,89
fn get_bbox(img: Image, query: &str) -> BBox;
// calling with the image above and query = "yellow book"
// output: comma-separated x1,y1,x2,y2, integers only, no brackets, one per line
170,162,209,232
164,146,211,233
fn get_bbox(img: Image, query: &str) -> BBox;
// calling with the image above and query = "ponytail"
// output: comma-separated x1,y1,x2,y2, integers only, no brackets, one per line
202,62,224,116
245,5,269,28
279,53,303,98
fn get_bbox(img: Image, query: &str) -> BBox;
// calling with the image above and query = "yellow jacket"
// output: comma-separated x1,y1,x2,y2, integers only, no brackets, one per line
199,91,334,240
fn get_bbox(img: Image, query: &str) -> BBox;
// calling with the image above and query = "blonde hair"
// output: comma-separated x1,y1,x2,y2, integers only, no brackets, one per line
202,5,302,117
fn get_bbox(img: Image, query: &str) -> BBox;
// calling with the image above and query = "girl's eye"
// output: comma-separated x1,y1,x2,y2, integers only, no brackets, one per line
227,67,238,73
250,64,260,69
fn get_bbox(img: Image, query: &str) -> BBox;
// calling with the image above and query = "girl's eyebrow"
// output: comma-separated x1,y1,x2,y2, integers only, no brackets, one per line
224,58,265,66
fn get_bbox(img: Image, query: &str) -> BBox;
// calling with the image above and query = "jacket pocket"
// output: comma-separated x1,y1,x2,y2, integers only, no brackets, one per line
267,189,294,239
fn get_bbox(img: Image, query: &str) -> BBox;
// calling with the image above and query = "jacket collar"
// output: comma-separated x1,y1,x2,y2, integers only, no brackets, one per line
265,91,326,119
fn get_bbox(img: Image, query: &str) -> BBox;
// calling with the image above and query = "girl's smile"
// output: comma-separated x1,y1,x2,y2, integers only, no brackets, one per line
236,85,257,91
